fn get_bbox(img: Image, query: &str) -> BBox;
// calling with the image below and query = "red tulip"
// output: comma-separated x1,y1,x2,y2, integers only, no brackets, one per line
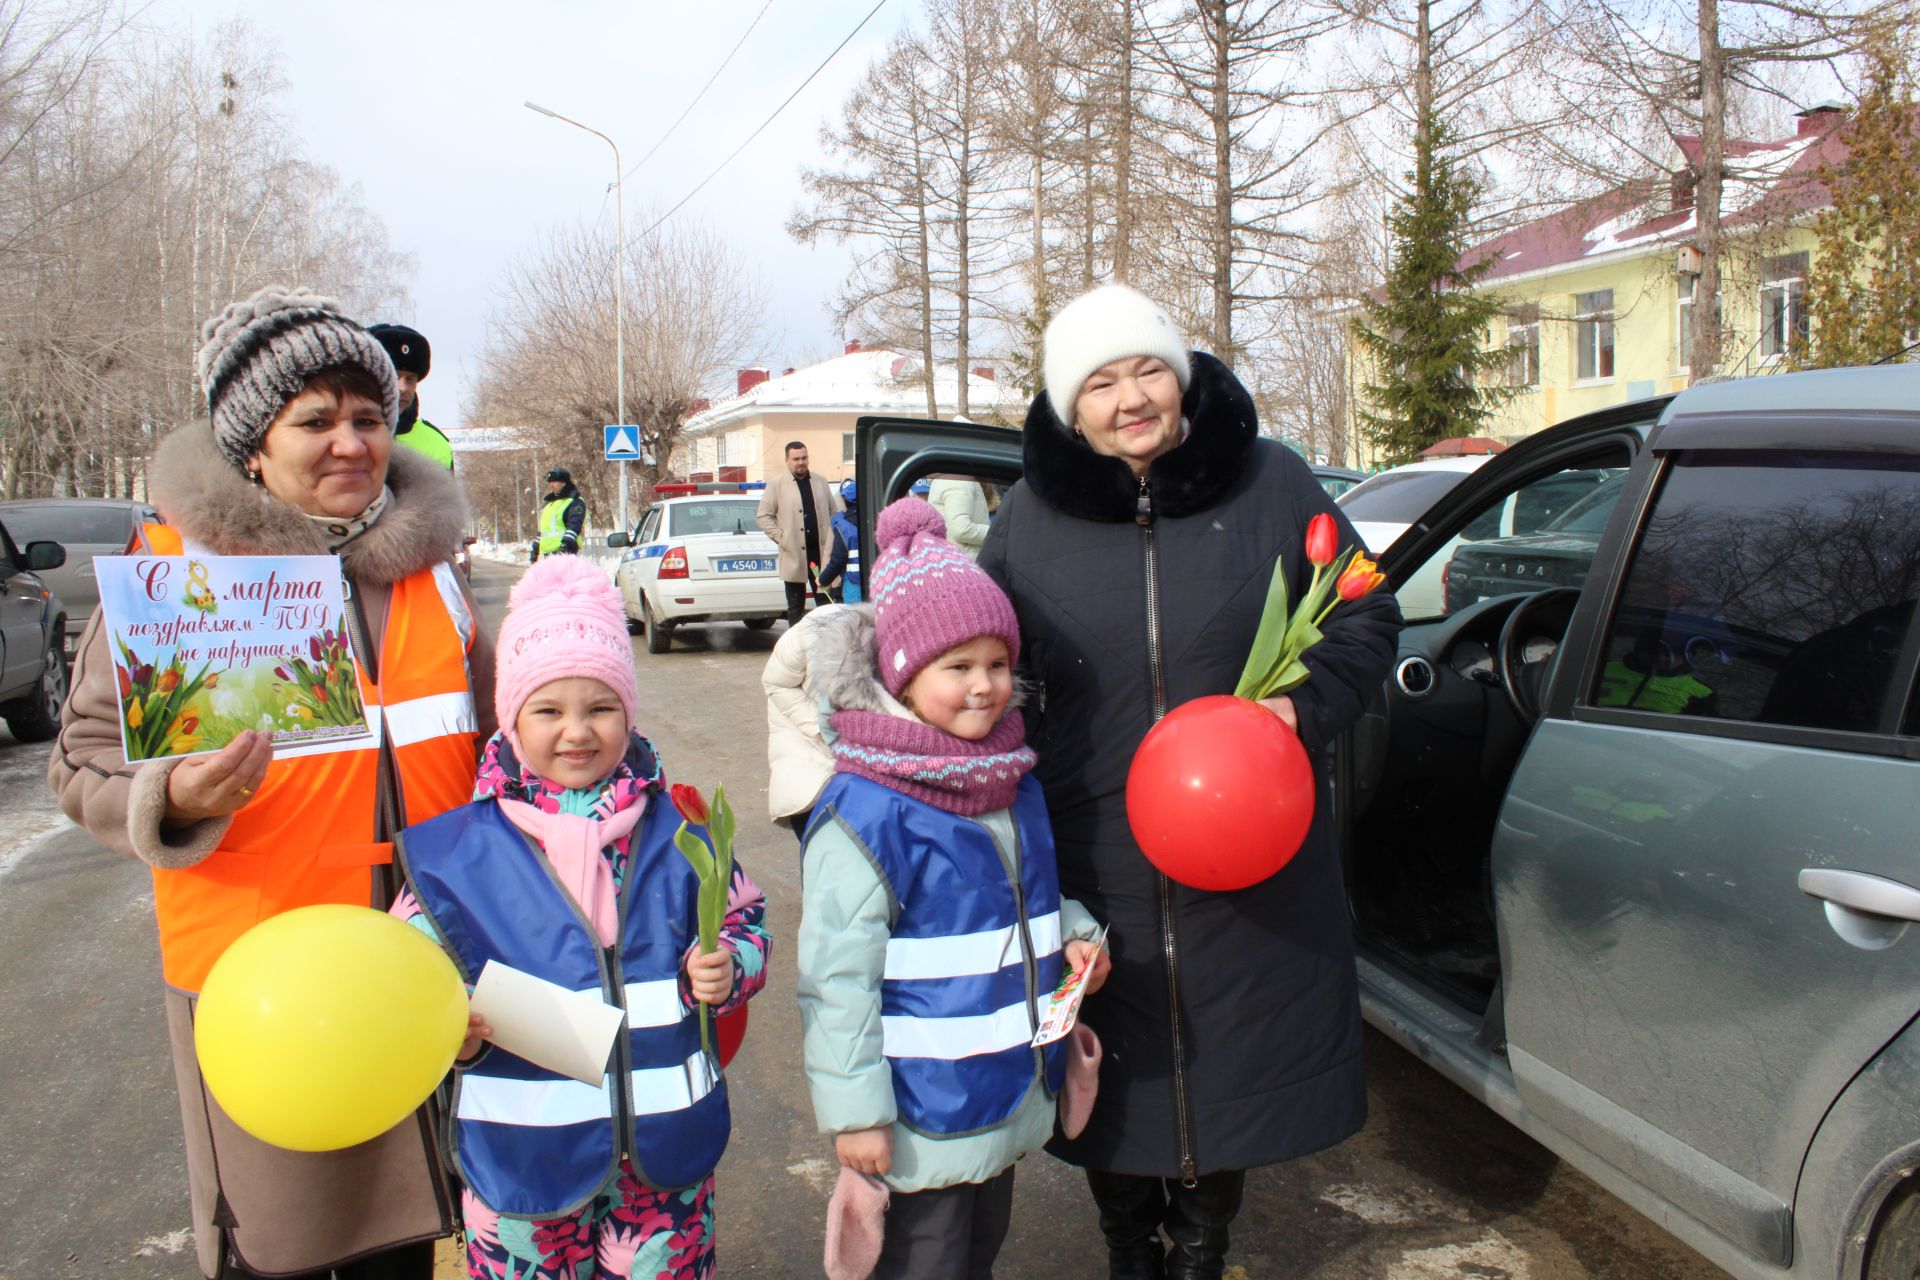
670,783,711,826
313,686,329,704
158,668,180,692
1304,513,1338,567
116,666,132,699
1336,556,1386,601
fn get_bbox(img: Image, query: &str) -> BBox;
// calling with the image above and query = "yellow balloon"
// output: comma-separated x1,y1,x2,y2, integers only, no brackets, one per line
194,904,468,1152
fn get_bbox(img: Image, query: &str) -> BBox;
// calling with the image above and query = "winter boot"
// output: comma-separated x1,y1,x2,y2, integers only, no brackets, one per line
1162,1170,1246,1280
1086,1169,1168,1280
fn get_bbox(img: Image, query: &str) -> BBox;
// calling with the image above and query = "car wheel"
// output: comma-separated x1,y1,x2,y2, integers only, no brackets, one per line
1866,1175,1920,1280
644,597,674,654
743,618,775,631
1,635,69,743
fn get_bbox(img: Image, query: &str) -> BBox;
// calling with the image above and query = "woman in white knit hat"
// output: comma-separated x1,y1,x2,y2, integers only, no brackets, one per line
977,284,1404,1279
50,286,494,1280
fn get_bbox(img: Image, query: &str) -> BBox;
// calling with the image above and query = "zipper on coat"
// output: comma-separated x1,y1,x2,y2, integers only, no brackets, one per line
1140,478,1198,1186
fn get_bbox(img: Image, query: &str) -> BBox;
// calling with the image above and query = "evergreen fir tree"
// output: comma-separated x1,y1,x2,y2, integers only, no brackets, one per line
1797,32,1920,370
1351,114,1510,463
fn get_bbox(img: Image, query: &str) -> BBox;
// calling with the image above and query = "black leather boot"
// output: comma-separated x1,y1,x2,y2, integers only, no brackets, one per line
1163,1170,1246,1280
1086,1169,1168,1280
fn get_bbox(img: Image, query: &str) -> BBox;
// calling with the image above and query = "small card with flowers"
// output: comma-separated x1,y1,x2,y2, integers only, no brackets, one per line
1032,924,1109,1048
95,554,375,761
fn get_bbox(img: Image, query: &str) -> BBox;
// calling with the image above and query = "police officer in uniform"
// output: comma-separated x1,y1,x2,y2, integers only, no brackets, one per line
368,323,455,471
532,466,586,561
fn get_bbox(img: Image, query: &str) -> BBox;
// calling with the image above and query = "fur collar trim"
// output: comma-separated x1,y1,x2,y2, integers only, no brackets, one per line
1019,350,1258,522
147,422,471,586
807,605,913,719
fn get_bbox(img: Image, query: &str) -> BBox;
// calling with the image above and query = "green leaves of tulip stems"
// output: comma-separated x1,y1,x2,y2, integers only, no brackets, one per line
1233,546,1360,702
671,783,736,1061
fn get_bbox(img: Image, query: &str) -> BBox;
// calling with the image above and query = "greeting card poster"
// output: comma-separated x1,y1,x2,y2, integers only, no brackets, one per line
95,555,375,761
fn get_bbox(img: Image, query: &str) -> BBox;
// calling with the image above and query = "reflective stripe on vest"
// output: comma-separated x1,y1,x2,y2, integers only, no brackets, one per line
538,496,575,554
135,524,478,991
457,1051,718,1127
810,773,1067,1136
398,799,730,1215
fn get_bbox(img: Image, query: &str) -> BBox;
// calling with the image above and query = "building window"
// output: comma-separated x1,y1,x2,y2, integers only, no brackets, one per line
843,431,856,464
1575,289,1615,381
1505,306,1540,387
1677,275,1694,373
1760,252,1810,361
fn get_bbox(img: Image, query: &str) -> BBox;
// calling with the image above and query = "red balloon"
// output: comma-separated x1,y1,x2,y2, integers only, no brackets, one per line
716,1004,748,1069
1125,695,1315,891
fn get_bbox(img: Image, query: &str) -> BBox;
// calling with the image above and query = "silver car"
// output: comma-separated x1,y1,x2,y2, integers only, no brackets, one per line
861,364,1920,1280
0,498,159,656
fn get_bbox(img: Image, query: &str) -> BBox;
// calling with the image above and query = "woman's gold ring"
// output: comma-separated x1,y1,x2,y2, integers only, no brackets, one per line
240,786,254,796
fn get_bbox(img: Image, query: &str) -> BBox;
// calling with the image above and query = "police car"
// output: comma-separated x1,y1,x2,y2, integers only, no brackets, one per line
606,484,786,653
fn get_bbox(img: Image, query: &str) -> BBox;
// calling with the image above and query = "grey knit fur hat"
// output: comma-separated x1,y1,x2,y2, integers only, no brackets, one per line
195,286,401,470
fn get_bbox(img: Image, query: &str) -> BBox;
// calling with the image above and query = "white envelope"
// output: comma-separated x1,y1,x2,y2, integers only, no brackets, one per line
468,960,627,1086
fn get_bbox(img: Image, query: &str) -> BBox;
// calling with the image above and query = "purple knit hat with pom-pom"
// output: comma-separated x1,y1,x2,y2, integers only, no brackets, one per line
495,555,640,738
869,497,1021,696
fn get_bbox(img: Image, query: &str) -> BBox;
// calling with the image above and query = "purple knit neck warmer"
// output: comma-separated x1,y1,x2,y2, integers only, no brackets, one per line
829,708,1037,816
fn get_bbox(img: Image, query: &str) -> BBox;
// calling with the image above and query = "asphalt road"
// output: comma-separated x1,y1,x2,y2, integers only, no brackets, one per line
0,559,1724,1279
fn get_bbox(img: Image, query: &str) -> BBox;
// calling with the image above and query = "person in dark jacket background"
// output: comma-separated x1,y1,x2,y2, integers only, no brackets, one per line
367,323,455,471
531,466,586,561
977,284,1402,1280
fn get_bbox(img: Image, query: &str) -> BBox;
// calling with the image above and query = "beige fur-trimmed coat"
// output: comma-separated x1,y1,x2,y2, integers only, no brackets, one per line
47,422,495,1278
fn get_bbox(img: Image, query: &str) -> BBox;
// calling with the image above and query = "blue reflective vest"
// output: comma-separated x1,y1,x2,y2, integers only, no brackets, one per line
830,510,861,602
397,798,730,1216
808,772,1066,1136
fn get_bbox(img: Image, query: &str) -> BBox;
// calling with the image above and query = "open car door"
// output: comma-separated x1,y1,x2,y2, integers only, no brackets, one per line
854,416,1025,558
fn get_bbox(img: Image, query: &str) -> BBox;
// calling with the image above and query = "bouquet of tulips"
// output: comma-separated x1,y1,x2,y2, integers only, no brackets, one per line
1234,512,1387,700
115,639,215,759
669,782,737,1058
274,617,365,728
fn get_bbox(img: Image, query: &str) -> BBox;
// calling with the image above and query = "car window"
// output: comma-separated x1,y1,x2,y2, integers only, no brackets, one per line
637,508,663,544
1543,472,1628,535
0,504,132,544
1317,474,1359,500
1338,468,1472,524
1590,450,1920,736
1390,458,1628,619
669,501,757,537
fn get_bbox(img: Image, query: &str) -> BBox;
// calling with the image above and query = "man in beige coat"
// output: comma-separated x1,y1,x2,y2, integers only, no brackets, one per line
756,441,844,627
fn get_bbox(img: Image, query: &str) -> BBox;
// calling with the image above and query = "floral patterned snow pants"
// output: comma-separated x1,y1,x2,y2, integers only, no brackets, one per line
462,1160,715,1280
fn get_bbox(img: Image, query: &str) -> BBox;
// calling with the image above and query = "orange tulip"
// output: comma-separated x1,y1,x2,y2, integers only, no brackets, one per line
1336,556,1386,601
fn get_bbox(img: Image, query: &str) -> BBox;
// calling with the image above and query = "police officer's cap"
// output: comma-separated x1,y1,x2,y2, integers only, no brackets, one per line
545,466,573,484
367,324,431,379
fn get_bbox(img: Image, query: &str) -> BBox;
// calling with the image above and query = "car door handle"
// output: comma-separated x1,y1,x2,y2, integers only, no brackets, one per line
1799,868,1920,924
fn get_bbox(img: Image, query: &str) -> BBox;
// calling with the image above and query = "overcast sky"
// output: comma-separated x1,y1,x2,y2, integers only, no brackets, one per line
149,0,914,427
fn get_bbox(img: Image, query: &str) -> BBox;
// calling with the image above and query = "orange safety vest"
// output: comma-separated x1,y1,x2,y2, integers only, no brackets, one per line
136,525,480,992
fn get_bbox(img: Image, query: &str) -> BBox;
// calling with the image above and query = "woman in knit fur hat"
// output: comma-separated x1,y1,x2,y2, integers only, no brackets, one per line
50,285,495,1279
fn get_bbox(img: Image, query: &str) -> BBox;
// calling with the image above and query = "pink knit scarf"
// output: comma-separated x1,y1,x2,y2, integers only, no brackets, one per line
497,798,646,945
828,708,1036,816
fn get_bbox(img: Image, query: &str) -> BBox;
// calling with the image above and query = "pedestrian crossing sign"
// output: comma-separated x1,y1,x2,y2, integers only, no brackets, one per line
603,425,641,461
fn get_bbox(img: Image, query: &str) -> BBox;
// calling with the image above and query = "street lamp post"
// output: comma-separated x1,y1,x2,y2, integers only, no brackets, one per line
525,100,629,530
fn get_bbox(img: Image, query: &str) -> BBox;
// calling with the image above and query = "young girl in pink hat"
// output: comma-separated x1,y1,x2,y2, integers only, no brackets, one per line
392,554,770,1280
798,497,1109,1280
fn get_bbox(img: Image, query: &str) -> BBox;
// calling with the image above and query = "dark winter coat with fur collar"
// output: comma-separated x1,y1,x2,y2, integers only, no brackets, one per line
48,423,491,1278
978,351,1403,1178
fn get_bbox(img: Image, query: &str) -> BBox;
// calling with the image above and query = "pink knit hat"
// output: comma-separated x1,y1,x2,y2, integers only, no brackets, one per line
495,556,639,739
869,497,1020,697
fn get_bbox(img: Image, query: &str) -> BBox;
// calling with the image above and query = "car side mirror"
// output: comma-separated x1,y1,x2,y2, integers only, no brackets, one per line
25,541,65,571
607,532,632,548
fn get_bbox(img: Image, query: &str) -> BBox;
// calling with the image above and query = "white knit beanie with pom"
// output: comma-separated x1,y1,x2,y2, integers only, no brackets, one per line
195,285,401,470
1043,284,1192,430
